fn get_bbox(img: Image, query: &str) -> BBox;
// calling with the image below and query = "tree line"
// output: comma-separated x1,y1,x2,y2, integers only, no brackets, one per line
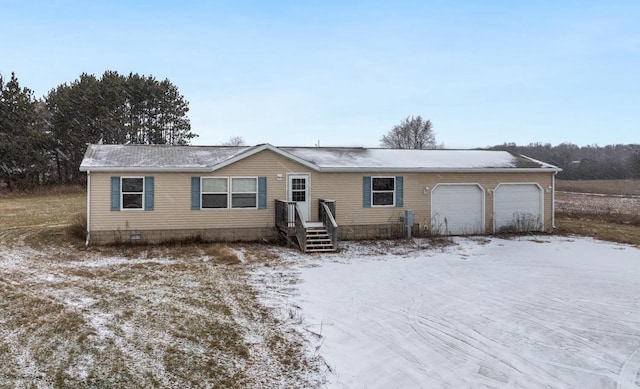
488,142,640,180
1,71,196,190
379,116,640,180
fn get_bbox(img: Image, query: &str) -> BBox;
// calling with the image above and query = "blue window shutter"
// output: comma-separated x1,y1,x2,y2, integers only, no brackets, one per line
144,176,154,211
111,176,120,211
363,176,371,208
395,176,404,207
258,176,267,209
191,177,201,210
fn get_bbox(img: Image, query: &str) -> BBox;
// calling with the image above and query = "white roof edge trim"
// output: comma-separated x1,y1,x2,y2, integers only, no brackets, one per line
80,166,562,173
79,167,214,173
316,167,563,173
518,154,558,169
209,143,320,172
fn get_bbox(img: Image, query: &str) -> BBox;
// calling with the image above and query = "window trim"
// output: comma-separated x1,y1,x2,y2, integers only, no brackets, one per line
120,176,145,211
231,176,258,209
200,176,229,210
371,176,395,207
199,176,260,210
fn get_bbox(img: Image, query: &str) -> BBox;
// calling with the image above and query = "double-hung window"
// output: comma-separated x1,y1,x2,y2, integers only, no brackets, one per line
200,177,259,209
121,177,144,209
231,177,258,208
372,177,395,206
202,177,228,208
194,176,265,210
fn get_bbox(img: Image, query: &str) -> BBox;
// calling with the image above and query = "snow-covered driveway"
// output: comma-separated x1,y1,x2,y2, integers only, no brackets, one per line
284,237,640,388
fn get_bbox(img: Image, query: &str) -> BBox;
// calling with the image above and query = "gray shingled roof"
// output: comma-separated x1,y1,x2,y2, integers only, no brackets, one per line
80,144,252,172
79,144,560,172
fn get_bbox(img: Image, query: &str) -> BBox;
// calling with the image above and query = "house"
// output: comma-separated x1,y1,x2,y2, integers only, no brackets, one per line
79,144,561,252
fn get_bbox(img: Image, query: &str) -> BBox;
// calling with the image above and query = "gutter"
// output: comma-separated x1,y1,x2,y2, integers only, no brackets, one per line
80,166,562,174
86,170,91,246
552,171,557,229
79,166,214,173
314,167,564,173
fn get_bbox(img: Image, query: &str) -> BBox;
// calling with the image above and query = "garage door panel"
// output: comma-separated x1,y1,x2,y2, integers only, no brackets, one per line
431,185,484,235
494,184,543,232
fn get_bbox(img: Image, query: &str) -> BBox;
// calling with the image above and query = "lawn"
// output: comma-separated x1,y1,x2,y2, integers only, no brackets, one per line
0,189,323,388
1,186,639,387
255,238,640,388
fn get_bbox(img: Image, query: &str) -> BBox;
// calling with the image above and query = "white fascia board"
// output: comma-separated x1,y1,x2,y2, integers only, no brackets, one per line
79,166,213,173
209,143,320,172
316,167,563,173
80,166,561,174
518,154,562,171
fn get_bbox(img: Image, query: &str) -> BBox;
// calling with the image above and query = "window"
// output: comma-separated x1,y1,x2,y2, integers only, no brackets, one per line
202,177,228,208
231,177,257,208
372,177,395,206
291,178,306,202
121,177,144,209
200,177,258,209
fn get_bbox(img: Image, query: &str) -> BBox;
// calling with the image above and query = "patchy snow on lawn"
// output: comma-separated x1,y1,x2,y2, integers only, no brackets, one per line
255,236,640,389
0,243,323,388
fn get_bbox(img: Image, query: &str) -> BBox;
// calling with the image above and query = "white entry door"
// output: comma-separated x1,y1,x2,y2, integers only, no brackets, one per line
288,174,310,222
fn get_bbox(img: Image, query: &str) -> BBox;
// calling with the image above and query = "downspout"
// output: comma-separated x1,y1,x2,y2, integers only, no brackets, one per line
86,170,91,246
551,171,557,229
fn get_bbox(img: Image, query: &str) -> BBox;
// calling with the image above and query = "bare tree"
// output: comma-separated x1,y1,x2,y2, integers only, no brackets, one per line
380,115,437,149
221,136,246,146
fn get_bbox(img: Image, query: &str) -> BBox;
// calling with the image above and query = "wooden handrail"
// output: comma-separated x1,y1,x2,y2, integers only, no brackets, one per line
294,203,307,252
275,199,296,230
320,201,338,249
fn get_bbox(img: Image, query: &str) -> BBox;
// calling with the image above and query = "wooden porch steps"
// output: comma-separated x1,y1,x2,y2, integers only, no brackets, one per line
305,225,337,253
275,200,338,254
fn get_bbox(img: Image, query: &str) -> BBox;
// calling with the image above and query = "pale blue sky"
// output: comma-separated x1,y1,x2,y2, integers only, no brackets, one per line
2,1,639,148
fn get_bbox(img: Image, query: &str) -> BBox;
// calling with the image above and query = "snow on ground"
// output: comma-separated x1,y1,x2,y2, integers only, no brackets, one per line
255,236,640,389
0,243,323,388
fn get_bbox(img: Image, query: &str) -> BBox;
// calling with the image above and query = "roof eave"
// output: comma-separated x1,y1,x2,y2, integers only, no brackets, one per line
80,166,562,173
316,167,562,173
79,167,214,173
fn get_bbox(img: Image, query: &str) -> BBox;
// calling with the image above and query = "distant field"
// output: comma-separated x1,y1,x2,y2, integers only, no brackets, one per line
556,179,640,196
555,179,640,246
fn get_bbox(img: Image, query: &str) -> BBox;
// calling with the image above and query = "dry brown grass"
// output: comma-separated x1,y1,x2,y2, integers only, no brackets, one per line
555,213,640,247
555,180,640,246
0,187,323,387
556,179,640,196
0,184,86,198
0,187,86,248
204,243,242,265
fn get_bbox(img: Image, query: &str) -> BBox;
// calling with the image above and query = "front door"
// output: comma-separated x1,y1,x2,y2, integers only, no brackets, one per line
288,174,310,222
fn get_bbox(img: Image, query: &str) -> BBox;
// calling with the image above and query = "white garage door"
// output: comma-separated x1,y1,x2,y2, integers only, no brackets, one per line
494,184,543,232
431,184,484,235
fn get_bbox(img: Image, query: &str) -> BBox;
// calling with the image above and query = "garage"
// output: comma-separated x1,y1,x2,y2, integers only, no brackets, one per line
431,184,484,235
494,183,543,232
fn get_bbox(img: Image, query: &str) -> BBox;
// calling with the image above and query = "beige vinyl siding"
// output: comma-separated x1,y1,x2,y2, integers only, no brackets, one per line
310,171,554,233
89,148,555,234
89,149,313,232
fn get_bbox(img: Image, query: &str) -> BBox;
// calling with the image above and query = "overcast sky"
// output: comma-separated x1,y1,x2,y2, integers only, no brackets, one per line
2,1,639,148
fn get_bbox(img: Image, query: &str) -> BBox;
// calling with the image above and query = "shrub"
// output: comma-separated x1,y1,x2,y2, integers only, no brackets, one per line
66,212,87,242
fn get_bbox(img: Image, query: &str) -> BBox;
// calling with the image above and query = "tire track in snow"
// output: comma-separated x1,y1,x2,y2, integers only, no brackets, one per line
617,347,640,389
397,254,624,386
369,290,571,388
410,309,575,388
